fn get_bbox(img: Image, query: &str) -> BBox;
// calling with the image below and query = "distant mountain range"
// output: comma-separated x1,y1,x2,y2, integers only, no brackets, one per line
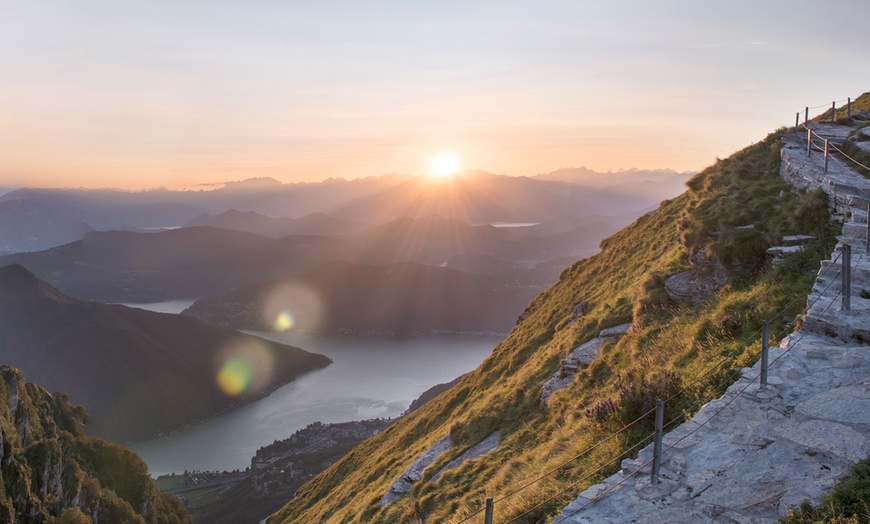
0,264,330,442
532,166,693,188
0,169,690,253
0,213,618,305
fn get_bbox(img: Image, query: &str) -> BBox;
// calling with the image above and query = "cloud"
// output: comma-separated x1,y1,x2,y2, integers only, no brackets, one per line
681,42,726,49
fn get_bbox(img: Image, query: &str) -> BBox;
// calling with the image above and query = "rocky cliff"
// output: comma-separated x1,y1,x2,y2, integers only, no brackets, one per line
0,365,189,523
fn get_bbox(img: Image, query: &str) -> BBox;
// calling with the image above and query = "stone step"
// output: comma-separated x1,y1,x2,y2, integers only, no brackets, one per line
781,234,816,246
842,221,869,240
832,240,869,257
804,303,870,343
828,182,870,200
849,207,868,225
817,259,870,287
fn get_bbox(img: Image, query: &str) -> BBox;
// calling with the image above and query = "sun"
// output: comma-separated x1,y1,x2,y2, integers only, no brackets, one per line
429,152,459,178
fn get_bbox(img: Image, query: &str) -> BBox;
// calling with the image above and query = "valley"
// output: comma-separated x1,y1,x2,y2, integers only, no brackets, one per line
0,167,690,522
4,3,867,522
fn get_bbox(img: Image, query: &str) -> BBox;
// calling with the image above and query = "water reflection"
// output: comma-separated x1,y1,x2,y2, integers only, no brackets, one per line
129,332,498,476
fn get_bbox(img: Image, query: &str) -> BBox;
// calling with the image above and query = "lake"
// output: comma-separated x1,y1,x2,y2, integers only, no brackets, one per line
125,304,500,476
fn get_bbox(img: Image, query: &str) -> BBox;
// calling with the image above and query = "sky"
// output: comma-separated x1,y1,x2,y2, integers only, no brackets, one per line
1,0,869,190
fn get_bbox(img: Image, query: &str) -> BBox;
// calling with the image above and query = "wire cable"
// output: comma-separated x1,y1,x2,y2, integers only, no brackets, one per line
553,283,845,523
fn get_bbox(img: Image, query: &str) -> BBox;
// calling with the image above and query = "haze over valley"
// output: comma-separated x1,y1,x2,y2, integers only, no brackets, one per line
0,165,692,521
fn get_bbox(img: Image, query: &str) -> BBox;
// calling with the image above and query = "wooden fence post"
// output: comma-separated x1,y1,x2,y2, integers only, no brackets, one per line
807,128,812,157
832,101,836,123
824,139,829,173
484,498,494,524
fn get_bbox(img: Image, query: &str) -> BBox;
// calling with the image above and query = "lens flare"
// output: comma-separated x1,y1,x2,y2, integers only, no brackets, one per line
273,310,295,332
214,338,275,397
217,357,253,396
260,282,325,333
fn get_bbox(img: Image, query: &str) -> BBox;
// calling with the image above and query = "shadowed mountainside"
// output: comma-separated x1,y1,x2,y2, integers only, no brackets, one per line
347,215,617,269
183,210,368,238
0,264,331,442
0,199,94,254
182,260,538,335
0,227,361,302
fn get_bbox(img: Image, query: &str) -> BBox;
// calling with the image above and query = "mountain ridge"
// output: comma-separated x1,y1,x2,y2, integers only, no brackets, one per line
0,263,331,442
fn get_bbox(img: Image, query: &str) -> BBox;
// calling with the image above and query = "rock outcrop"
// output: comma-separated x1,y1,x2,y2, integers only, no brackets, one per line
381,435,452,507
541,323,632,407
664,254,729,305
431,431,501,483
381,430,504,505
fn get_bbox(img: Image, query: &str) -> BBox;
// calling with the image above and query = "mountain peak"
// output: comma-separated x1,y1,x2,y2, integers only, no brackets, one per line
0,263,40,289
0,263,83,305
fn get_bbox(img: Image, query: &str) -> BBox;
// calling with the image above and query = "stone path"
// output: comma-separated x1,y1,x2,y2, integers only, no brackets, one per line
554,119,870,523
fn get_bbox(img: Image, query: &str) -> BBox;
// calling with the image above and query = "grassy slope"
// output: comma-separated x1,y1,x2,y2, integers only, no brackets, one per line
824,91,870,180
813,90,870,124
269,128,837,524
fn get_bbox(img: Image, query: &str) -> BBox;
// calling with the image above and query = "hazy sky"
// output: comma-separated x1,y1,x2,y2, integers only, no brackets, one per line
1,1,868,189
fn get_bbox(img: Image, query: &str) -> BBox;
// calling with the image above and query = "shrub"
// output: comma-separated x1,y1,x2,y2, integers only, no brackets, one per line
585,369,682,433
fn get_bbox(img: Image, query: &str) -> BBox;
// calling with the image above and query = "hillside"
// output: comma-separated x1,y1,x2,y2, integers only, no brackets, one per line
0,264,331,442
183,210,368,238
182,261,538,335
268,125,836,522
348,215,615,269
0,365,189,522
0,199,94,253
0,227,361,302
